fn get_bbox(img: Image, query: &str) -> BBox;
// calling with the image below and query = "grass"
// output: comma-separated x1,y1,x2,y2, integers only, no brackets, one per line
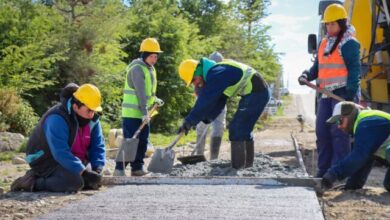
0,151,15,161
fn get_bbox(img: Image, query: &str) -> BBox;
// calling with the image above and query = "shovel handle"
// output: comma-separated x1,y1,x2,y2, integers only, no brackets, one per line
302,79,345,102
132,104,160,139
166,132,185,151
191,124,210,156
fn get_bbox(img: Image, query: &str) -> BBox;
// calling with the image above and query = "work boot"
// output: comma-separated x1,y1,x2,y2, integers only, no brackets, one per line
245,140,254,168
195,133,206,155
113,169,126,177
131,170,149,176
231,141,246,169
210,137,222,160
11,170,36,192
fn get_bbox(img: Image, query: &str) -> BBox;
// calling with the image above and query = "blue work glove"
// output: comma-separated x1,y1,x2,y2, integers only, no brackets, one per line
178,120,192,135
298,70,309,85
321,172,337,190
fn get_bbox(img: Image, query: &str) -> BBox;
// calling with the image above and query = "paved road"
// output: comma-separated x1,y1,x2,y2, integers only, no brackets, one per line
38,184,323,220
294,93,316,127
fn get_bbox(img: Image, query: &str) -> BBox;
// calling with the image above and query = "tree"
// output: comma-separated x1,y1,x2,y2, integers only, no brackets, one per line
122,0,212,132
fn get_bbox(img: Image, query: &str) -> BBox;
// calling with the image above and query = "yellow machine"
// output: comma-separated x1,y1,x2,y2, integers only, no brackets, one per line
310,0,390,112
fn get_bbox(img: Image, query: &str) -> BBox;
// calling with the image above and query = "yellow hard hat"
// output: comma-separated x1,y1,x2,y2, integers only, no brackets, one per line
322,4,347,23
73,83,102,112
179,59,199,87
139,38,163,53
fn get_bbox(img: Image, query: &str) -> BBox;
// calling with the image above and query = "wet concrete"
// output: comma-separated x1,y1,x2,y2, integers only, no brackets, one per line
149,153,306,178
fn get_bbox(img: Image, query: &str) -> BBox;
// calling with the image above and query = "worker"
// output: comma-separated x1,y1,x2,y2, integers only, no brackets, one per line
114,38,163,176
320,101,390,192
11,83,106,192
177,57,270,169
298,3,361,177
194,51,227,160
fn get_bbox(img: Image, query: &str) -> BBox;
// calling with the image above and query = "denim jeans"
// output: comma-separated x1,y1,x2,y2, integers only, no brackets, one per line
115,117,149,171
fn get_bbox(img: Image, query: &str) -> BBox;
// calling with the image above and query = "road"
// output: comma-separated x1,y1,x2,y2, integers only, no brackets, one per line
294,93,316,127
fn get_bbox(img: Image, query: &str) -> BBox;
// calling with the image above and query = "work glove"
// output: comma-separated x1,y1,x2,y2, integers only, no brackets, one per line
154,97,164,107
298,70,309,85
177,120,192,135
82,170,102,190
321,172,337,190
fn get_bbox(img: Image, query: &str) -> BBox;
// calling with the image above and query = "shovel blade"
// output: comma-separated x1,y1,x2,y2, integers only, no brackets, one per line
177,155,206,165
147,148,175,173
115,138,139,162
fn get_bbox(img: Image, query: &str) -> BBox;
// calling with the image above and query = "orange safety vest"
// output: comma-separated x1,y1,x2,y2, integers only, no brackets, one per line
318,38,348,90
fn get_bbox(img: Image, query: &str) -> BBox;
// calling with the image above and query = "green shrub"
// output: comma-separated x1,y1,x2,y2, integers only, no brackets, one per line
0,88,38,136
17,139,28,153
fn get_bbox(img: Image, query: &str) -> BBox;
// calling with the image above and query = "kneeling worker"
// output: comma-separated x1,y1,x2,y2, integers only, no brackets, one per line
321,101,390,192
11,83,106,192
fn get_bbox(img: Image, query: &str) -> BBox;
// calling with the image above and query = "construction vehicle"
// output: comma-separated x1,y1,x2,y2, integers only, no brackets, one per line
308,0,390,112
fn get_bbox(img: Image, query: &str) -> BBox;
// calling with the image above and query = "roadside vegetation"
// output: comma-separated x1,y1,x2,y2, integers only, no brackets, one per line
0,0,282,137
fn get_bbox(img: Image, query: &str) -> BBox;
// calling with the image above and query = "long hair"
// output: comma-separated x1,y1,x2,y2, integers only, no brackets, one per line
325,19,348,56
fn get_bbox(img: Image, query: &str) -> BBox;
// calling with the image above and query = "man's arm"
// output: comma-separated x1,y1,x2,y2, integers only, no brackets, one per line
88,120,106,172
185,65,241,126
130,65,148,116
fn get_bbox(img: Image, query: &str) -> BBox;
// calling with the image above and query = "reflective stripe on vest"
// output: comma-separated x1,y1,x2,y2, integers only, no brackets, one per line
353,110,390,159
122,64,157,118
218,60,255,97
318,38,348,90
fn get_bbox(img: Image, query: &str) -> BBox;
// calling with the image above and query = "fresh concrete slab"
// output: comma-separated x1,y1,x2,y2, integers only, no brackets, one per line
38,184,324,220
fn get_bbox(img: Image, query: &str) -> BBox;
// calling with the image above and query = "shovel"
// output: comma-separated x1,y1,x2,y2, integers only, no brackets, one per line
115,103,161,164
302,79,366,109
301,79,345,102
147,132,184,173
177,125,209,165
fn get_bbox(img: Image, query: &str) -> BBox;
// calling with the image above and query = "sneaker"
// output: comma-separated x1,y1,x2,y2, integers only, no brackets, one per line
113,169,126,176
11,170,36,192
131,170,149,176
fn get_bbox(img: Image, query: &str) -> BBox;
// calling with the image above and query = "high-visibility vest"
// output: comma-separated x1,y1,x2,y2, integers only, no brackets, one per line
122,63,157,118
217,60,257,97
318,38,348,90
353,110,390,159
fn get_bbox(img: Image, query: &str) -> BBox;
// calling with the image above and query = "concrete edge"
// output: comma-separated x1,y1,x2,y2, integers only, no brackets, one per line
102,176,321,187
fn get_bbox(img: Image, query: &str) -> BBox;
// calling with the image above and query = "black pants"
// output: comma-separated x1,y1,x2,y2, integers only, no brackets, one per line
34,165,84,192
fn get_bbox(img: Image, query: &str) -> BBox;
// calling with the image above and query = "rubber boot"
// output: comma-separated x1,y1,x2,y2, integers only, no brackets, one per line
195,133,206,155
210,137,222,160
231,141,246,169
245,140,254,168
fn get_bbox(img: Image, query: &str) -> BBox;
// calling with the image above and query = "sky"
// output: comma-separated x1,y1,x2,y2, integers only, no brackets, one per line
263,0,320,94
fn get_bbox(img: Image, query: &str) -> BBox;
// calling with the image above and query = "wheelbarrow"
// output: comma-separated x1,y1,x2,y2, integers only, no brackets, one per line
147,132,184,173
115,102,162,166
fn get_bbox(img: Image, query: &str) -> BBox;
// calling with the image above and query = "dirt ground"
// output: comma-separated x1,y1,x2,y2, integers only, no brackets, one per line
1,94,390,219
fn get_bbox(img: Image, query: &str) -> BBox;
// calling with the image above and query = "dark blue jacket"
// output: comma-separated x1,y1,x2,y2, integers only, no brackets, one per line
329,116,390,180
185,64,242,126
